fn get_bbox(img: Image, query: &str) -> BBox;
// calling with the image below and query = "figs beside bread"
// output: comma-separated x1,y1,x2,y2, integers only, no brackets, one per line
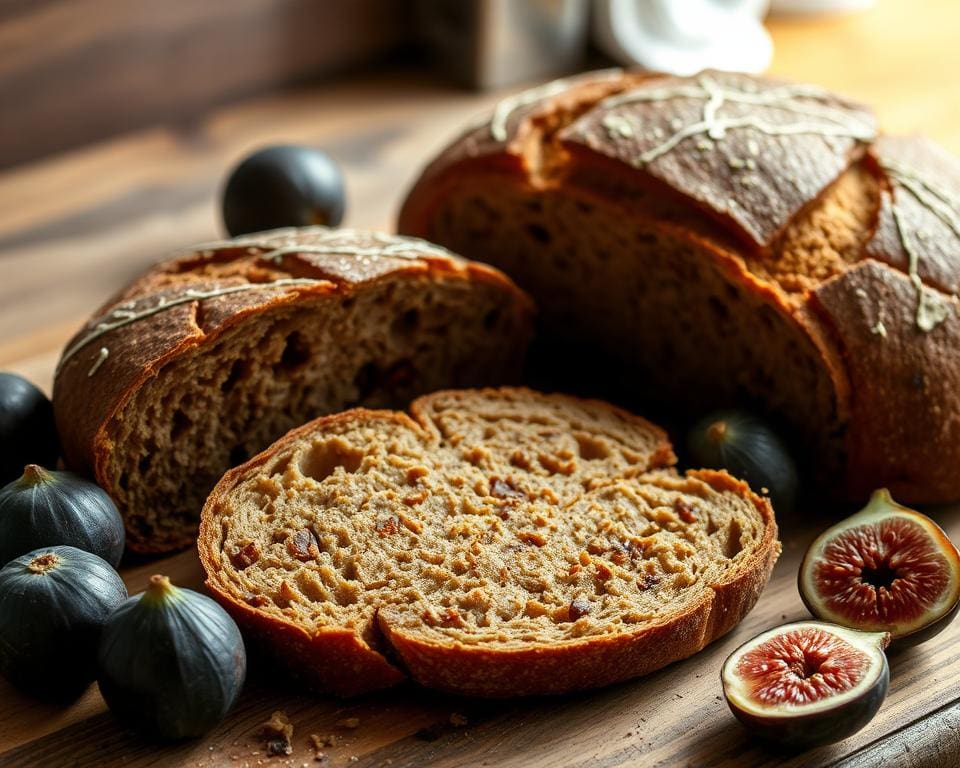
0,546,127,700
799,489,960,646
722,621,890,748
0,465,125,567
97,574,246,740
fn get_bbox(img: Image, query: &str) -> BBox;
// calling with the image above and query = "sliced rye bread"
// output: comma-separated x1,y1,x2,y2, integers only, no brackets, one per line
398,69,960,504
53,228,533,553
199,388,779,697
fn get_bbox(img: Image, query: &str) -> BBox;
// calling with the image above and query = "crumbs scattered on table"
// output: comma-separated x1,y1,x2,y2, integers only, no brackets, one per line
310,732,340,749
260,710,295,756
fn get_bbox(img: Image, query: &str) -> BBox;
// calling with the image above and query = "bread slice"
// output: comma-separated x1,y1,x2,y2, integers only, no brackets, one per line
199,388,779,697
53,228,533,553
398,70,960,504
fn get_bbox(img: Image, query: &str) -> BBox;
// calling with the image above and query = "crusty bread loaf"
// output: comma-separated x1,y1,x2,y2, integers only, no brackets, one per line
199,387,779,697
53,228,533,553
399,69,960,504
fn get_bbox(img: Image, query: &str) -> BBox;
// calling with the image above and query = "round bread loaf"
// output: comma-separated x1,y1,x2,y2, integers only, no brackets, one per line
199,387,779,697
399,69,960,504
52,228,534,553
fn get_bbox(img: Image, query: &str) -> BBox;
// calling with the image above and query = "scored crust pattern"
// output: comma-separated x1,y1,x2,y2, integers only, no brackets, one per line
53,228,534,552
398,69,960,503
563,71,877,247
57,228,459,379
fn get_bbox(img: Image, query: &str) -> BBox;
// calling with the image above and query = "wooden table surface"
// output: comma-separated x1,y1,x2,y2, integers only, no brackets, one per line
2,1,960,766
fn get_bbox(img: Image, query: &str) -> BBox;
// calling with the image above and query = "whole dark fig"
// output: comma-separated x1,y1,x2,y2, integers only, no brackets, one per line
221,145,346,236
0,373,59,485
722,621,889,748
97,574,246,741
0,465,125,567
687,410,797,515
0,546,127,700
799,489,960,646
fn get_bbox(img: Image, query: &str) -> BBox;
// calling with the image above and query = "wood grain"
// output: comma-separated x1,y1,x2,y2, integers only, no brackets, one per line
2,509,960,767
2,1,960,766
0,0,413,169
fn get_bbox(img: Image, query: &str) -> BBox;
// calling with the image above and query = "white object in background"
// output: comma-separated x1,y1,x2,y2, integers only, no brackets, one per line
593,0,773,75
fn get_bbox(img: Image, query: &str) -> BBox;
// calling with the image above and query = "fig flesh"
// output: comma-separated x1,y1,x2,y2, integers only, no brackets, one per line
799,489,960,645
722,621,889,748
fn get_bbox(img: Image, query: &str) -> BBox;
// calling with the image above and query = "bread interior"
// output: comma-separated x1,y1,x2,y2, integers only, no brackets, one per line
419,164,880,472
206,390,771,652
106,278,527,550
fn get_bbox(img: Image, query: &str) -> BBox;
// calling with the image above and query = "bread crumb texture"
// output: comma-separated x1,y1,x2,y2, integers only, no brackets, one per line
201,388,778,696
54,228,532,552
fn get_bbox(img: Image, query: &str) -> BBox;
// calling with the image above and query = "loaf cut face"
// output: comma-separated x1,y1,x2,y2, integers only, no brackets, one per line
53,229,533,552
200,388,779,697
399,70,960,504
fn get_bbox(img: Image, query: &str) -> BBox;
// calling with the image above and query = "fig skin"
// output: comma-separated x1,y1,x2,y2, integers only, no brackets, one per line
0,373,59,485
0,465,125,567
221,145,345,236
97,574,246,741
687,411,797,516
0,546,127,700
722,622,890,749
799,489,960,646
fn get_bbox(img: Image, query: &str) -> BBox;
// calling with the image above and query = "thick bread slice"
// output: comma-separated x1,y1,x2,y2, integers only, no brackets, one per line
53,228,533,553
399,70,960,504
199,388,779,697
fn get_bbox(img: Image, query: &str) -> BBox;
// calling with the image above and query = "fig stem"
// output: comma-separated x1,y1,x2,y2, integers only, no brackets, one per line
27,553,60,573
20,464,53,485
143,574,178,605
706,420,728,444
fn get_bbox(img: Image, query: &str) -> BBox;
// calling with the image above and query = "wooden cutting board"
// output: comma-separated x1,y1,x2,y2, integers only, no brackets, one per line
2,3,960,765
1,503,959,768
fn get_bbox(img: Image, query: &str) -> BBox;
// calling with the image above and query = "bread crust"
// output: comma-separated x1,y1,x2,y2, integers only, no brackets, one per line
53,228,534,552
199,388,778,697
398,70,960,503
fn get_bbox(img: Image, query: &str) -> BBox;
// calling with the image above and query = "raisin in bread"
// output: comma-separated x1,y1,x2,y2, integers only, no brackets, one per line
399,69,960,504
53,228,533,553
199,388,779,697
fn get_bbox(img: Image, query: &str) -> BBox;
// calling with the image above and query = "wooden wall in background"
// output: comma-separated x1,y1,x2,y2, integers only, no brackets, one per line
0,0,415,169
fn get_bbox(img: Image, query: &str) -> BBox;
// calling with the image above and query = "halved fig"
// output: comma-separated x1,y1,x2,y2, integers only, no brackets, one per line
799,489,960,645
722,622,890,748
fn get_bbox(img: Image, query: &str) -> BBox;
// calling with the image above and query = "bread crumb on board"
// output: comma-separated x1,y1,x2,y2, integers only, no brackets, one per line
260,710,295,756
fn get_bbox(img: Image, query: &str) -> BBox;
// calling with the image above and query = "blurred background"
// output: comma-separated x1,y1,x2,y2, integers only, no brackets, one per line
0,0,958,384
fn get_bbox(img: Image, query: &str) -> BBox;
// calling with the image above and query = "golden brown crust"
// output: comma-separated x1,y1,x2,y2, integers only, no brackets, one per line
809,261,960,503
398,69,960,504
54,228,534,552
199,389,778,698
864,136,960,294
